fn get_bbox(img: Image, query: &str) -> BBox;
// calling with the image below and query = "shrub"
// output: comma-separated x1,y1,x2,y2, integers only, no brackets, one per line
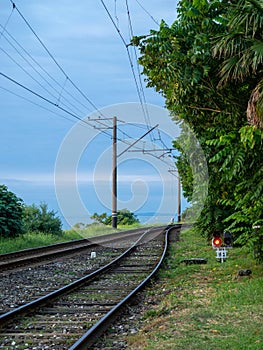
23,202,62,235
0,184,24,238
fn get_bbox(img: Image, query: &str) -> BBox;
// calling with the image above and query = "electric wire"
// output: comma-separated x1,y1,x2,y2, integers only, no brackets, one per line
2,1,127,139
0,85,91,127
8,0,105,118
0,2,172,170
114,0,119,29
135,0,159,26
4,0,163,146
0,46,84,117
0,24,95,115
0,28,87,115
0,2,15,39
125,0,153,140
0,72,147,147
125,0,176,154
2,1,176,168
100,0,153,135
106,0,171,152
0,71,114,137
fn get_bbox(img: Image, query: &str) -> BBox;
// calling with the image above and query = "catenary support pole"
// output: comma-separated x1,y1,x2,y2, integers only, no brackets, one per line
177,176,181,222
112,116,117,228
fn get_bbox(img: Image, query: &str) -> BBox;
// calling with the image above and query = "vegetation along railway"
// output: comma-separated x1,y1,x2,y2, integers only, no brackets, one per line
0,224,181,349
0,227,165,272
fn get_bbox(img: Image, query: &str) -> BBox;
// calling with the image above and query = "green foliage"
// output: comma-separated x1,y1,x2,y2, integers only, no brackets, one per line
22,202,62,235
0,184,24,238
90,212,108,225
213,0,263,84
128,229,263,349
208,125,263,261
0,230,82,255
91,209,140,226
134,0,263,260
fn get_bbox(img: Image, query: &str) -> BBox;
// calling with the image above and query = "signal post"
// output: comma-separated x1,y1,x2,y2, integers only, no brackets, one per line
212,232,232,263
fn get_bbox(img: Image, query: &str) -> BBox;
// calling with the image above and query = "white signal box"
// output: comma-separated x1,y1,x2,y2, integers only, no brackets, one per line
216,247,228,263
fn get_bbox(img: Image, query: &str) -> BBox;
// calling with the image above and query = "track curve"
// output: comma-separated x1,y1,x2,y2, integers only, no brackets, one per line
0,225,180,349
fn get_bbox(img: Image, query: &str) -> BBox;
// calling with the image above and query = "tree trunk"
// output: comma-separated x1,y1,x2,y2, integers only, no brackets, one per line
247,83,263,129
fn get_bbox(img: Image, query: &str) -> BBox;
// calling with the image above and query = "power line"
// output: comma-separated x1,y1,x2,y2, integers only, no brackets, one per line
100,0,175,156
135,0,159,26
114,0,119,29
0,24,95,114
0,85,90,127
0,72,154,148
125,0,153,138
125,1,176,152
0,46,80,114
118,124,159,158
0,2,15,39
8,0,105,118
101,0,172,151
100,0,153,133
0,26,89,115
0,71,96,128
100,0,128,47
2,1,176,167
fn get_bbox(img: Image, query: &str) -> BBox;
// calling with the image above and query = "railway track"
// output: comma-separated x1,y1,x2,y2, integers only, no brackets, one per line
0,225,180,349
0,227,163,272
0,245,124,316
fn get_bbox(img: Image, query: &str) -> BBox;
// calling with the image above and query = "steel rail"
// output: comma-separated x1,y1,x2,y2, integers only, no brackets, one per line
0,238,89,261
69,225,176,350
0,227,161,328
0,242,97,271
0,226,164,271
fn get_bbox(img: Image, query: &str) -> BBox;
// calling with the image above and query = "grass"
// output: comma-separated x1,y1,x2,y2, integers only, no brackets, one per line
0,230,80,254
0,223,147,254
126,228,263,350
66,222,142,240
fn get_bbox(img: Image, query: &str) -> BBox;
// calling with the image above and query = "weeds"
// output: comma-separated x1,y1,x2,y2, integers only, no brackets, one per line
127,228,263,350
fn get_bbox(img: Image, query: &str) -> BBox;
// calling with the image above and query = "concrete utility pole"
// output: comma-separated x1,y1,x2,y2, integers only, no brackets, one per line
88,118,161,229
177,176,181,222
167,168,181,223
112,116,117,229
87,116,118,229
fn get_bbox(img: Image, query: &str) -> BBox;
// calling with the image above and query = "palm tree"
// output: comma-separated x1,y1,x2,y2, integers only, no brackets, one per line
213,0,263,128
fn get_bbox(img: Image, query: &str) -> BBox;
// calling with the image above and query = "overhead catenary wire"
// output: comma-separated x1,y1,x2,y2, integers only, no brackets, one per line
100,0,154,135
8,0,106,119
0,2,15,39
134,0,159,26
125,0,176,156
0,71,112,135
0,85,91,127
0,27,88,116
0,37,153,152
4,0,159,150
0,72,152,148
125,0,152,130
2,0,177,169
2,0,140,142
122,1,173,149
103,0,174,153
0,24,95,115
0,46,85,117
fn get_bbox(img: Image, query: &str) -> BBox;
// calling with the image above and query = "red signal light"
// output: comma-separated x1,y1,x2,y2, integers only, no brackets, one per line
212,236,222,248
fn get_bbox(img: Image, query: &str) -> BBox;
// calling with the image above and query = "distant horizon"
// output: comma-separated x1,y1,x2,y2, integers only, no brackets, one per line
0,1,185,230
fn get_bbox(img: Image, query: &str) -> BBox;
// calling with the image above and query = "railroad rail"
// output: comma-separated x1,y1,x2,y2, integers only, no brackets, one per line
0,226,164,272
0,225,180,349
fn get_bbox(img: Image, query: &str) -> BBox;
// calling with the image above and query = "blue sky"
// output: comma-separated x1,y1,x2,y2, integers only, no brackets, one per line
0,0,187,228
